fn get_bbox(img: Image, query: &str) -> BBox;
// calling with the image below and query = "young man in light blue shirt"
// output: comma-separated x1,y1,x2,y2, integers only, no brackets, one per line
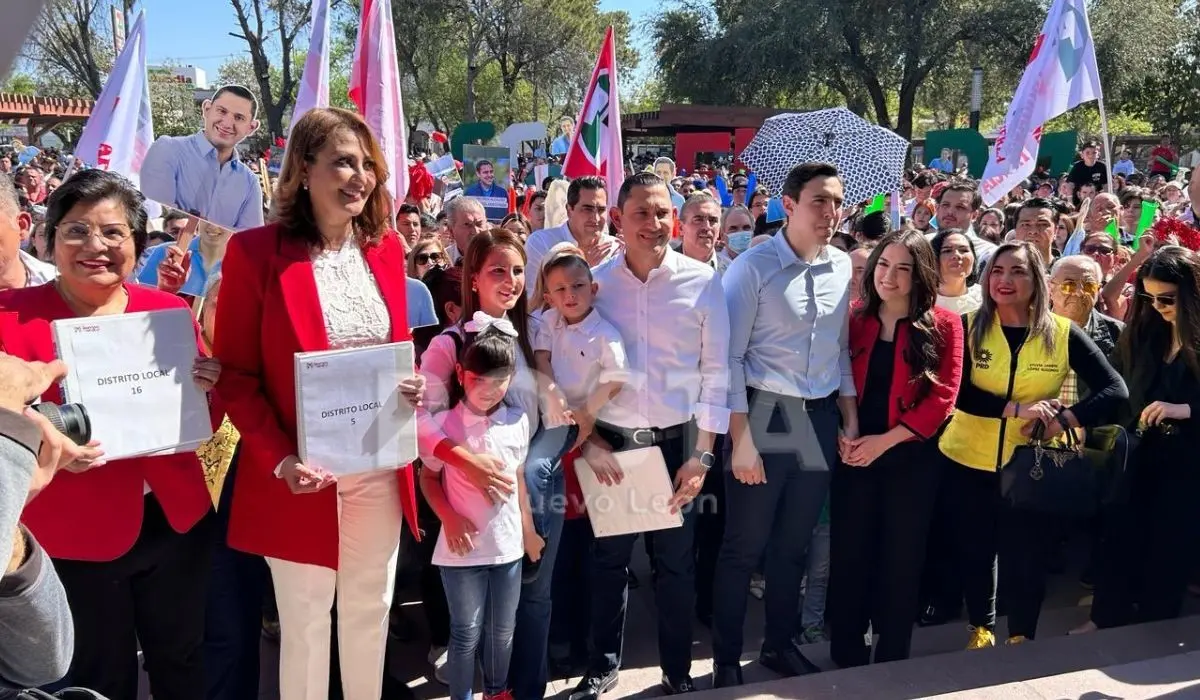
140,85,265,231
711,162,859,688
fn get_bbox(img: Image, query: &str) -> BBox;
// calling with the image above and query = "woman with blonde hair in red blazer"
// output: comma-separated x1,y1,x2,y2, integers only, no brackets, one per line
214,107,424,700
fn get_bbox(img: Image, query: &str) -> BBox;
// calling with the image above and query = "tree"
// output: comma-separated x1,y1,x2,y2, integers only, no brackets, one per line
148,62,202,138
23,0,114,99
227,0,311,138
476,0,591,97
1126,3,1200,144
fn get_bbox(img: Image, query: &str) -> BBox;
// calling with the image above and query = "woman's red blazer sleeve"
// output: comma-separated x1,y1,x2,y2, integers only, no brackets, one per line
213,230,294,471
900,306,964,440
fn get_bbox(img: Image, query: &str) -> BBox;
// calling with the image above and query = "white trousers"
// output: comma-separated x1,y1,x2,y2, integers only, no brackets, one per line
267,469,403,700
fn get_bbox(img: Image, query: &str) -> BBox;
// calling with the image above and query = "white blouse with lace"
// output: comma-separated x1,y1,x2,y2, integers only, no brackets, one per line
312,243,391,349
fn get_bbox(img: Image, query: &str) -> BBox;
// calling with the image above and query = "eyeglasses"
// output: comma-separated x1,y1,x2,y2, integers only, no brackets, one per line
1057,279,1099,297
1139,292,1177,307
415,252,444,265
1082,245,1114,256
56,221,133,247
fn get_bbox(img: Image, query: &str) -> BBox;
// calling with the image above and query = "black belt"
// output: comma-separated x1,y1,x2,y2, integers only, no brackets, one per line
595,421,690,448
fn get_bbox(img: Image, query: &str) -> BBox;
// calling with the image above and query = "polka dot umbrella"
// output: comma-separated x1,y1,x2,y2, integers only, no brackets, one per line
739,107,910,205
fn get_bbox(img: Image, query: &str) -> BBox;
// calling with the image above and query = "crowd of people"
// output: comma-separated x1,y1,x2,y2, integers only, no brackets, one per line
2,89,1200,700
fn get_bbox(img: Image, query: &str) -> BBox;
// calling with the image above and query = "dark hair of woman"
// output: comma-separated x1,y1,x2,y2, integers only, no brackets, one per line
45,169,149,258
855,229,944,401
270,107,393,248
448,326,518,408
459,227,535,366
929,228,980,286
1119,246,1200,382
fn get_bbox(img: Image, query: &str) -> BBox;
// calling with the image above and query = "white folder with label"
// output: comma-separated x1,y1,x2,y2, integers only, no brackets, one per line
574,446,683,538
52,308,213,460
294,341,418,477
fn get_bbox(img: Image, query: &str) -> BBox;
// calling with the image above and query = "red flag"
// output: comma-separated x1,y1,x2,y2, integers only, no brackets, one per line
348,0,408,206
562,27,623,198
507,186,517,216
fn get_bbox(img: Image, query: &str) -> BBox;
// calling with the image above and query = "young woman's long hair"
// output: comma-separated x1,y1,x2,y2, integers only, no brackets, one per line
271,107,392,247
1119,246,1200,382
857,229,944,400
459,228,535,366
970,241,1057,362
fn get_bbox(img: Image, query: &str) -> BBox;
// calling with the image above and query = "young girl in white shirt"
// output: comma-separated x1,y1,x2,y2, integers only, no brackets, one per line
533,243,630,452
420,324,543,700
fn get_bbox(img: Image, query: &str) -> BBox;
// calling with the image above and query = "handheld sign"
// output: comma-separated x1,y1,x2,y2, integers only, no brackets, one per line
294,341,418,476
52,308,212,460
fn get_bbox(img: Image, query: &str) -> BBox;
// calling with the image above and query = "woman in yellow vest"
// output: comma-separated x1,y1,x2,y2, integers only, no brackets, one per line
938,241,1126,648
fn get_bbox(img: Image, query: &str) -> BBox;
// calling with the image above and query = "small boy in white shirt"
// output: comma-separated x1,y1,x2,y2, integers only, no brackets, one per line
531,243,629,452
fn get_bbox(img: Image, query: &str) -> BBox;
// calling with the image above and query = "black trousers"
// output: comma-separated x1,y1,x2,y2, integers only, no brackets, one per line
919,456,964,619
53,496,215,700
711,389,838,664
827,440,940,666
414,475,450,648
1092,437,1200,628
997,507,1060,639
587,423,696,680
550,516,595,659
693,433,726,621
940,454,1000,630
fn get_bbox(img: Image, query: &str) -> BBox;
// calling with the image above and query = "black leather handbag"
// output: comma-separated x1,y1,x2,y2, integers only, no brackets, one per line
1082,424,1137,508
1000,421,1099,517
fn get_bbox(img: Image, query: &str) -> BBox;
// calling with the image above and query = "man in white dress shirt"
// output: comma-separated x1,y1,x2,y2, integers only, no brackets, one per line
569,172,729,699
673,192,732,275
443,196,488,265
524,176,619,293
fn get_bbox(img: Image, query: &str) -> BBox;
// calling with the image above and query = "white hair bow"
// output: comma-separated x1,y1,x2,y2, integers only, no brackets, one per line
465,311,519,338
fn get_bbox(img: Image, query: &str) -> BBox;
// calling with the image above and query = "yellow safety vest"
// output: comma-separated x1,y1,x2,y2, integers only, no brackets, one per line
939,312,1071,472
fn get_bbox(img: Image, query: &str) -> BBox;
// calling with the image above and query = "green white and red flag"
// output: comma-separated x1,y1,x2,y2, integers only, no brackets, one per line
562,26,623,197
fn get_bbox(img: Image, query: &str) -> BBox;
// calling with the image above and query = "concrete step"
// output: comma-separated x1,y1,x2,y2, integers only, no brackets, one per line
692,615,1200,699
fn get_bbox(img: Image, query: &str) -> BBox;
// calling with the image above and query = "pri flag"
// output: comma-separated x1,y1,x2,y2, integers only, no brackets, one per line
980,0,1102,205
562,26,623,199
289,0,331,133
348,0,409,206
74,10,154,185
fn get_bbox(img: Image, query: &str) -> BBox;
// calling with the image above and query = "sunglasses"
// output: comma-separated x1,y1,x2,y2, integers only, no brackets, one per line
1139,292,1177,307
1057,280,1099,297
415,252,444,265
1082,245,1114,256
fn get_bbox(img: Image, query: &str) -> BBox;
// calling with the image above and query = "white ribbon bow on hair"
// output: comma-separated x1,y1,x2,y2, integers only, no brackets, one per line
465,311,519,338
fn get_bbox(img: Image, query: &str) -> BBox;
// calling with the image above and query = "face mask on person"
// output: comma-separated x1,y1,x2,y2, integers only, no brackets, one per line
727,231,753,254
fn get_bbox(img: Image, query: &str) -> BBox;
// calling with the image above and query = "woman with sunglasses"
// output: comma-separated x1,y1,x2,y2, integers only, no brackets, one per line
936,241,1125,648
409,238,448,279
1076,246,1200,633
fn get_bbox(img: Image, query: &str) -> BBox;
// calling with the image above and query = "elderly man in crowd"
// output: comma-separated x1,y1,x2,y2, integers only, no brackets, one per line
442,196,488,264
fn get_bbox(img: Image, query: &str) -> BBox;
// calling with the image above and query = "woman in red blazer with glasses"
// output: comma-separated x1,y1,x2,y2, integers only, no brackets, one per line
214,108,423,700
826,229,964,668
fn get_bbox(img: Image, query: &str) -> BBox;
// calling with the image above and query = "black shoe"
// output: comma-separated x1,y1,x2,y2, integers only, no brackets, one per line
917,604,961,627
711,664,743,688
569,670,619,700
758,645,821,677
660,674,696,695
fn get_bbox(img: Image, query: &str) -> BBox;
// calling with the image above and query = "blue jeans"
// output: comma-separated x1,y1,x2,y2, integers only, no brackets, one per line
441,561,523,700
800,520,830,630
509,423,575,700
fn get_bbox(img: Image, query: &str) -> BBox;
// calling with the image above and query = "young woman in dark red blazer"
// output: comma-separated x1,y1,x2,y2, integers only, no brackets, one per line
0,170,218,700
214,108,422,700
827,229,964,667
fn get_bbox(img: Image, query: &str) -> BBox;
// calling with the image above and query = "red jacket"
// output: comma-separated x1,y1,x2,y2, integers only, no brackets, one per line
0,283,213,562
214,223,419,570
848,304,964,440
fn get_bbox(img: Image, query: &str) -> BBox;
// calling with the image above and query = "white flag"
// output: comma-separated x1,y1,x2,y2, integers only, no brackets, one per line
980,0,1102,206
289,0,330,133
348,0,409,205
74,11,154,186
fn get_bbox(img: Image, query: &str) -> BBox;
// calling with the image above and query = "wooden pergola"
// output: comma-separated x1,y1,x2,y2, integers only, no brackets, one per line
0,93,93,144
621,103,793,136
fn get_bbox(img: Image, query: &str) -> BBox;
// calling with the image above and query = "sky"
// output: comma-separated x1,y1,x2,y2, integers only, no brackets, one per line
139,0,654,86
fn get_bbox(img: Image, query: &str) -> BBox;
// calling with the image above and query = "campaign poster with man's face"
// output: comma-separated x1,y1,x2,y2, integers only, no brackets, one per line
463,145,511,221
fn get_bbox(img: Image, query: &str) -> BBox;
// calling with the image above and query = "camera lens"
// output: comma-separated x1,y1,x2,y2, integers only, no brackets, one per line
30,403,92,446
